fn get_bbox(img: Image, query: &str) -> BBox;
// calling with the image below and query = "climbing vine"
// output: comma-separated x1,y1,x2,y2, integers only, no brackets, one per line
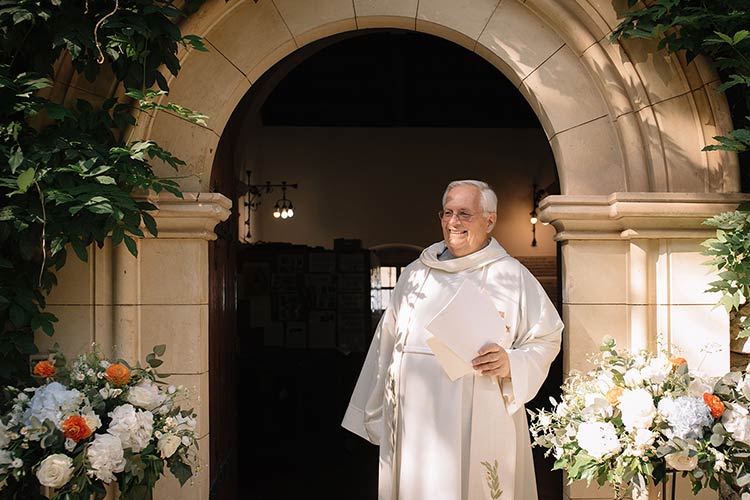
0,0,206,388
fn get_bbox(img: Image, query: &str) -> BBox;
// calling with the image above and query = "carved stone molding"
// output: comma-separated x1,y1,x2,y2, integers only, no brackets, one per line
139,192,232,240
540,192,749,241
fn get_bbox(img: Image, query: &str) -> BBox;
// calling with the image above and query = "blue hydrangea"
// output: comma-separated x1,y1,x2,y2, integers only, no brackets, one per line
657,395,712,440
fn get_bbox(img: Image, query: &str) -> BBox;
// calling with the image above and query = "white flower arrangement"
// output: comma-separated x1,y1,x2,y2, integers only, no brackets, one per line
529,338,750,499
0,344,198,499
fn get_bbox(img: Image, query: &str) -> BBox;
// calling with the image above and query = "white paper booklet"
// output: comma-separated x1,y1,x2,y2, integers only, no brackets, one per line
425,279,511,381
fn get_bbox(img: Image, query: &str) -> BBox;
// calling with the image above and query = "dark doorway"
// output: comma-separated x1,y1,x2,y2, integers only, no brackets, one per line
209,29,562,500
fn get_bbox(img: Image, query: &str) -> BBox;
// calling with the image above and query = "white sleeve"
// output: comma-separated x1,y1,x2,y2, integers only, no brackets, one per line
501,266,563,415
341,302,397,445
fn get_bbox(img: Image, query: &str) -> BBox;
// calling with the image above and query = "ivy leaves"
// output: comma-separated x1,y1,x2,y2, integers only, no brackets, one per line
702,204,750,337
0,0,207,389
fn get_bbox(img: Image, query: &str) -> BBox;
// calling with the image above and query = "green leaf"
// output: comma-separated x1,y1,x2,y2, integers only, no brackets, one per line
153,344,166,356
734,30,750,45
123,235,138,256
8,147,23,173
16,167,35,193
169,461,193,486
96,176,117,185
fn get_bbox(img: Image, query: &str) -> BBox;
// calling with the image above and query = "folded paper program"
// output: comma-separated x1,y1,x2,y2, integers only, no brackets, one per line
425,279,511,380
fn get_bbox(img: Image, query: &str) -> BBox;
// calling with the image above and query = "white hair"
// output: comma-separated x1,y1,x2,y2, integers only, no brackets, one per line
442,180,498,214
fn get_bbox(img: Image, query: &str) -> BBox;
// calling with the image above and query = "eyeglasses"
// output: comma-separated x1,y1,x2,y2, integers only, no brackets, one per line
438,209,476,222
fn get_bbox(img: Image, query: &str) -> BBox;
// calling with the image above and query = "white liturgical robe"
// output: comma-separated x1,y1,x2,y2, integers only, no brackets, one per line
342,238,563,500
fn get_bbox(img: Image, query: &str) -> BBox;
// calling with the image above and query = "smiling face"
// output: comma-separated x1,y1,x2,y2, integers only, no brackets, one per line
441,185,496,257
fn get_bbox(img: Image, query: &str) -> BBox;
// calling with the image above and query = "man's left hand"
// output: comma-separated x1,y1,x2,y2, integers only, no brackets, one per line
472,343,510,378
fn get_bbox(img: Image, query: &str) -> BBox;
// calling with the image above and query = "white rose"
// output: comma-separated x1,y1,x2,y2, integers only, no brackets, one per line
577,421,622,460
618,388,656,430
127,379,166,411
623,368,644,387
87,434,126,483
157,434,181,458
36,454,74,488
107,404,154,452
722,404,750,445
665,450,698,471
641,357,672,385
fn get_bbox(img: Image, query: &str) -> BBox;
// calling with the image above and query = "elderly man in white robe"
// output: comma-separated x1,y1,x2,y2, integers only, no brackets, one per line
342,179,563,500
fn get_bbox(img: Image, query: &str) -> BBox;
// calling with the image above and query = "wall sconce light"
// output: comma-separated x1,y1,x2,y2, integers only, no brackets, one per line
272,186,294,219
244,171,299,221
530,184,547,247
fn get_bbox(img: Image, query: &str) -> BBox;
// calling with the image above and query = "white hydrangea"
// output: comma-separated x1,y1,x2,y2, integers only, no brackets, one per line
87,434,126,482
619,388,656,430
658,396,712,440
577,421,621,460
107,404,154,452
23,382,84,428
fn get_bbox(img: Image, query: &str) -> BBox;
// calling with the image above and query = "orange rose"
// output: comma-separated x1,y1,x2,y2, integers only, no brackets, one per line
669,357,687,370
105,363,131,386
61,415,92,442
703,393,725,419
606,386,624,406
33,360,56,378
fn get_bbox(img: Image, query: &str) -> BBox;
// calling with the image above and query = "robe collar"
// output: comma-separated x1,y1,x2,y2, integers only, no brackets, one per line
419,237,509,272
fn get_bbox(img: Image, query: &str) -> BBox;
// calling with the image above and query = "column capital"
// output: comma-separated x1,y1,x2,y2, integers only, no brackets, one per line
138,192,232,240
539,192,749,241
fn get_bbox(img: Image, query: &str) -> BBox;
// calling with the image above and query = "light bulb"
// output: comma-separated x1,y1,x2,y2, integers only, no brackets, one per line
287,208,294,217
281,209,288,219
273,209,281,218
530,216,538,225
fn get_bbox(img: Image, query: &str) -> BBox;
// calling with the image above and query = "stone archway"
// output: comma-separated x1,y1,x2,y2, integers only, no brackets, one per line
45,1,747,499
131,0,739,196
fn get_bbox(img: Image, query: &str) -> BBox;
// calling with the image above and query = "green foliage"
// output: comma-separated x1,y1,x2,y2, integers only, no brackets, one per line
0,0,206,389
702,203,750,337
611,0,750,154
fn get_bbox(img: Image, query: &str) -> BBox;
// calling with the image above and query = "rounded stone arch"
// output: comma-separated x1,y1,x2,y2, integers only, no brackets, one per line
126,0,739,197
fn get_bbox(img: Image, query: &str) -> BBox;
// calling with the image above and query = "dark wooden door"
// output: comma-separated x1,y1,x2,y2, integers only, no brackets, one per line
208,126,239,500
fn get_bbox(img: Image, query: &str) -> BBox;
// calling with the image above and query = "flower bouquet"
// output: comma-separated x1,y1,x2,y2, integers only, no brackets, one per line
529,338,750,499
0,344,198,500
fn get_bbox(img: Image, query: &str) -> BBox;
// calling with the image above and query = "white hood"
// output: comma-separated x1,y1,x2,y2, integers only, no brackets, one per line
418,237,509,273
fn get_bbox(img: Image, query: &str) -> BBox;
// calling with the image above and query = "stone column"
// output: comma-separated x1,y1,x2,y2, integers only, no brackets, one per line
541,192,746,500
41,192,231,500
